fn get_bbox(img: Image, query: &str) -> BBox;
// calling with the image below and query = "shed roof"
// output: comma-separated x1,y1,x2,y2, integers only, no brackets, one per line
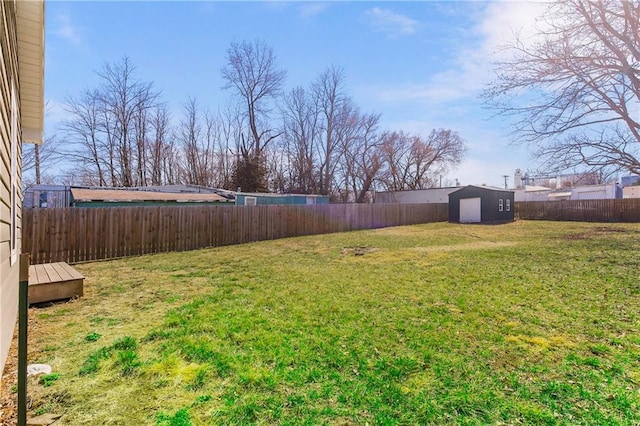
71,188,229,203
16,0,44,144
375,187,459,195
450,185,514,194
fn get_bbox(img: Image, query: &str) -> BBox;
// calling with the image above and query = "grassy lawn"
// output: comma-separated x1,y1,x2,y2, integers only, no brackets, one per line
24,221,640,425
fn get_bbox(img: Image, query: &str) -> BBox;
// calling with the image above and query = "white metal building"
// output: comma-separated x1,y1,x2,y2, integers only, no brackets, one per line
514,183,621,201
375,188,458,204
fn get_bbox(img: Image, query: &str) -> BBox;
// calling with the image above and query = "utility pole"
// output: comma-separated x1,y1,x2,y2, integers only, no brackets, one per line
35,144,41,185
502,175,509,189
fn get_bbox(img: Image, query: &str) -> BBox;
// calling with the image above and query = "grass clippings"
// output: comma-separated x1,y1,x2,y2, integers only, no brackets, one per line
11,220,640,424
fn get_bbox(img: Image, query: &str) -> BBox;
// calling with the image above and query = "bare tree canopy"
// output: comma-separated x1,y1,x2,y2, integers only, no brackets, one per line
22,134,62,189
281,86,318,193
49,48,467,198
485,0,640,176
61,56,161,187
312,66,356,196
221,40,286,192
379,129,466,191
340,112,384,203
221,39,286,157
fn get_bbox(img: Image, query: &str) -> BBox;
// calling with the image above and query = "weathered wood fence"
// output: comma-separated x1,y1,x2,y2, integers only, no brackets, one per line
515,199,640,222
23,203,448,264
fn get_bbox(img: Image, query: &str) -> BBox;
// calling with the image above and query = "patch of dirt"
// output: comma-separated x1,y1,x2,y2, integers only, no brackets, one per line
411,241,517,253
593,226,630,233
1,311,41,426
340,246,378,256
563,232,593,240
563,226,635,240
1,328,19,425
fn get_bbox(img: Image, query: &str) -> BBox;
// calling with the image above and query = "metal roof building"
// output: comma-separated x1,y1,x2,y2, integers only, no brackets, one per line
70,188,230,207
448,185,515,224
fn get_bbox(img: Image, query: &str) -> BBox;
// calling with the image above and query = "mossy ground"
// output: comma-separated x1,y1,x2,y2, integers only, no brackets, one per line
22,221,640,424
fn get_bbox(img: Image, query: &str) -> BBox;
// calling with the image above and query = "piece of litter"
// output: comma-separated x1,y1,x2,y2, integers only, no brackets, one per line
27,364,52,376
27,413,63,425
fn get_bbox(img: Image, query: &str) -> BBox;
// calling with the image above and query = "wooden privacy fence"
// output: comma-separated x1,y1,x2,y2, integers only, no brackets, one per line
23,203,448,265
515,199,640,222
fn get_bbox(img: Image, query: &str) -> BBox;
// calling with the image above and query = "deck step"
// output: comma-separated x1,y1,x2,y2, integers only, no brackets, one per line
28,262,84,304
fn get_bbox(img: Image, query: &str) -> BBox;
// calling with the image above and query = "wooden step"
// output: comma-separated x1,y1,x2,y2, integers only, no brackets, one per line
28,262,84,304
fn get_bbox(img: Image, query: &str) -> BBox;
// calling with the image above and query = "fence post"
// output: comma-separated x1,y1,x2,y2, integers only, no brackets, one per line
18,253,30,426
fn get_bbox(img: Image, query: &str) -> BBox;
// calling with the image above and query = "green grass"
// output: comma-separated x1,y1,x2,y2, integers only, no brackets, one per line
39,373,60,388
27,221,640,424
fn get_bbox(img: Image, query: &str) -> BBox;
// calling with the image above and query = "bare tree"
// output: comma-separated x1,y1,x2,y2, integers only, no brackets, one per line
22,135,63,189
485,0,640,176
61,88,108,186
281,86,318,193
280,65,462,200
378,131,412,192
148,104,172,185
61,57,160,187
222,40,286,191
212,105,243,189
97,56,159,186
134,100,150,185
264,144,289,193
161,141,180,185
312,66,354,196
340,112,384,203
178,98,206,185
379,129,466,191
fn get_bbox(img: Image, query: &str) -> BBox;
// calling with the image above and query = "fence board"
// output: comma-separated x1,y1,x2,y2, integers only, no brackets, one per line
22,203,448,265
515,199,640,222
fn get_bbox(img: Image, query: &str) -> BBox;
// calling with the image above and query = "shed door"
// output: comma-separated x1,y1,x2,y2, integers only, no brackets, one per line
459,197,481,223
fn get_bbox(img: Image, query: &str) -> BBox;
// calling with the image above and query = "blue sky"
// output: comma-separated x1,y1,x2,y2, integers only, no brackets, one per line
44,1,546,188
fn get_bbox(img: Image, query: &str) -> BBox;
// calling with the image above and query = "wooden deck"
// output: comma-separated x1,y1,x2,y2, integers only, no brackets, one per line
28,262,84,304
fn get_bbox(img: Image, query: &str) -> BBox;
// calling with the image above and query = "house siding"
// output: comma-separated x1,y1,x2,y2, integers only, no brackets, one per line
0,0,22,379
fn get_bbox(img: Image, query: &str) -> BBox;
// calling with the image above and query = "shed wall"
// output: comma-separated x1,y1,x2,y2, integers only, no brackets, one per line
449,186,514,223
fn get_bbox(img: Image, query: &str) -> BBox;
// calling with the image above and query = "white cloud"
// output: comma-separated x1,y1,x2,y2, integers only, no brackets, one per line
371,2,547,105
263,2,329,20
375,62,487,104
366,7,418,38
367,2,550,185
298,3,330,19
263,2,289,12
479,1,548,58
54,13,82,45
